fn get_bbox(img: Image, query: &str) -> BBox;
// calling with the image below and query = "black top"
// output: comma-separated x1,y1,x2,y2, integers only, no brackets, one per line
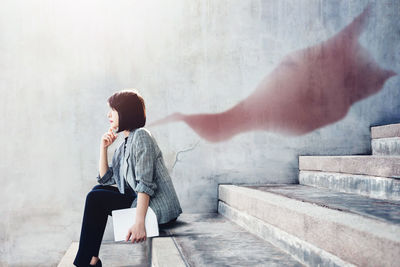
123,136,129,155
123,136,135,196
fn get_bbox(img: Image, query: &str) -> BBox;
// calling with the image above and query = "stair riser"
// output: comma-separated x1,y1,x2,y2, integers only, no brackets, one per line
299,156,400,178
372,138,400,156
299,171,400,201
219,185,400,267
218,201,354,267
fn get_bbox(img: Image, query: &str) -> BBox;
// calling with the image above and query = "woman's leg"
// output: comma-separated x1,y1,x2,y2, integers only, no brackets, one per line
73,184,135,267
89,185,121,265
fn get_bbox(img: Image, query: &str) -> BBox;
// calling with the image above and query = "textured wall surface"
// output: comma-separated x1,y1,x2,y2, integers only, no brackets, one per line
0,0,399,265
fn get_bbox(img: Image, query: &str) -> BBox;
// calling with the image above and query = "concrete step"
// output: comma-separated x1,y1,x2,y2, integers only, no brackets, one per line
371,123,400,156
58,239,151,267
371,123,400,139
151,234,186,267
60,213,303,267
59,231,176,267
372,137,400,156
299,155,400,179
218,184,400,267
162,213,304,267
299,170,400,200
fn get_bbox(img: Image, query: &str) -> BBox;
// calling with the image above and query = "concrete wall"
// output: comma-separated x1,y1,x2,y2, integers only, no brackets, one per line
0,0,398,265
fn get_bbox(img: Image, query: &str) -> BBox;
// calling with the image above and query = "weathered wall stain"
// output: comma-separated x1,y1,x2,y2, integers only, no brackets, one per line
148,4,396,142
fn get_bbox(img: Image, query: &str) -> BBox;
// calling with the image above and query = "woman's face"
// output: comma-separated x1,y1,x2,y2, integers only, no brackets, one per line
107,104,119,130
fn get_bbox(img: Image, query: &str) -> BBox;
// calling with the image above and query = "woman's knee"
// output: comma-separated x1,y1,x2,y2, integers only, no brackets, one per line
92,184,105,191
86,189,102,204
85,185,105,201
86,185,117,203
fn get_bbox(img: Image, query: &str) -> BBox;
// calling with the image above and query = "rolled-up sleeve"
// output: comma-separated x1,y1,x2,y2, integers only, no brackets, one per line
97,166,115,185
133,131,157,197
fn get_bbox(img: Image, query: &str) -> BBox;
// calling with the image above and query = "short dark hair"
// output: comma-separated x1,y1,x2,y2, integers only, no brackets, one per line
107,89,146,133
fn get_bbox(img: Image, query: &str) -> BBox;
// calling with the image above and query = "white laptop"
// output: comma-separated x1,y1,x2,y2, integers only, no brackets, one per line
112,207,159,242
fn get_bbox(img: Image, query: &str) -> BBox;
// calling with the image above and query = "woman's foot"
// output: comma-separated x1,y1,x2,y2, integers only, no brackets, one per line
89,257,102,267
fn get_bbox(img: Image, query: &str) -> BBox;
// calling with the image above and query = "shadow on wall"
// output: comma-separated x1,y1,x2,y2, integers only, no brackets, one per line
148,3,397,142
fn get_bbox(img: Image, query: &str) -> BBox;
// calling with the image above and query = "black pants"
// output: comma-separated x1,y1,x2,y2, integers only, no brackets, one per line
73,184,136,267
73,184,178,266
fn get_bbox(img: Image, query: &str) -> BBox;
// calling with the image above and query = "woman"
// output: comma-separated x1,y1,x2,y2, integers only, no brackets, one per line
73,89,183,267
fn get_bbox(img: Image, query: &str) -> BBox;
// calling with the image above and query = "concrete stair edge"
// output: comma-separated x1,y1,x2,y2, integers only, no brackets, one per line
59,237,187,267
57,242,79,267
218,201,355,267
151,235,187,267
371,123,400,139
218,184,400,267
298,155,400,178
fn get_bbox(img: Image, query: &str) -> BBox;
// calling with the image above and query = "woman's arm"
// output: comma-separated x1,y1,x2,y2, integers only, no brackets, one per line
126,130,157,243
99,146,109,178
135,192,150,224
133,130,158,221
97,145,116,185
98,128,118,185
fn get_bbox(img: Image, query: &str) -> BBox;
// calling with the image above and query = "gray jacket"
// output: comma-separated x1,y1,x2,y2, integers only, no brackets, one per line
97,127,183,224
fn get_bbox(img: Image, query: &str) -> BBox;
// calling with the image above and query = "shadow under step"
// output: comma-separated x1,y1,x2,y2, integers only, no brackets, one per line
299,170,400,200
372,137,400,156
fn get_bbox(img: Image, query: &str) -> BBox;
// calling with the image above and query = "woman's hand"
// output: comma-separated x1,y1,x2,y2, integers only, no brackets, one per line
125,221,147,243
101,127,118,149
